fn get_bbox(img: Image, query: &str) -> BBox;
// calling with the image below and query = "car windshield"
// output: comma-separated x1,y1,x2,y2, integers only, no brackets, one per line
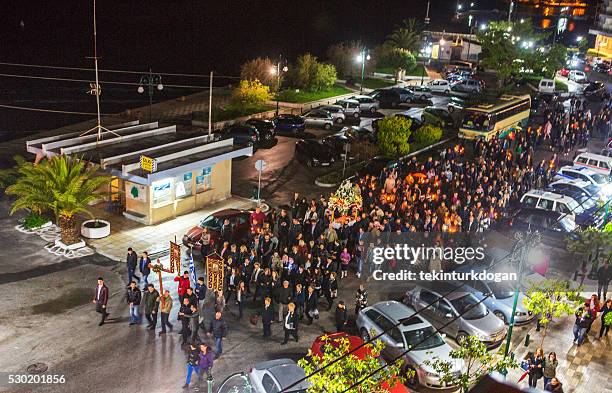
462,111,492,131
576,195,596,209
217,374,253,393
451,294,488,319
488,281,514,299
566,198,583,214
590,173,608,185
200,215,223,229
585,184,601,195
403,327,446,350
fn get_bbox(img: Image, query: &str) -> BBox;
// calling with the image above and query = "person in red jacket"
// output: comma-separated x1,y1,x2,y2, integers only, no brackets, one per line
250,206,266,229
174,271,191,303
585,293,601,334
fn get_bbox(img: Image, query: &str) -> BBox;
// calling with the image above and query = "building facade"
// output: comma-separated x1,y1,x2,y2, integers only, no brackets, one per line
589,0,612,58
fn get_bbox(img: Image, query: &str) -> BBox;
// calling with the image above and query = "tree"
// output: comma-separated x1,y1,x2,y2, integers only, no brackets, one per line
289,53,337,91
477,21,521,90
539,44,567,78
0,155,26,189
379,49,416,82
376,116,412,158
522,279,582,347
566,228,612,280
231,79,271,105
424,335,518,393
298,335,407,393
385,18,422,52
6,155,110,245
326,41,376,79
240,57,276,88
412,124,443,147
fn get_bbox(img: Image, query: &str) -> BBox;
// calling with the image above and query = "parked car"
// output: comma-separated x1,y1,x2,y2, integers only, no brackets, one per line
501,208,578,247
548,178,604,202
336,99,361,118
390,87,418,103
303,109,335,130
295,139,334,167
394,114,424,131
321,134,354,160
544,187,605,228
182,209,252,251
519,189,603,228
349,95,380,113
406,85,432,100
555,165,611,188
450,79,482,94
356,301,463,389
217,359,310,393
452,267,534,325
443,60,474,75
310,332,411,393
593,62,610,74
568,70,587,83
559,67,570,77
421,106,454,128
426,79,452,94
272,114,306,135
404,285,506,348
223,124,259,147
574,152,612,176
373,89,404,108
583,81,606,100
245,118,276,141
447,97,465,113
538,78,555,94
318,104,346,124
339,126,376,142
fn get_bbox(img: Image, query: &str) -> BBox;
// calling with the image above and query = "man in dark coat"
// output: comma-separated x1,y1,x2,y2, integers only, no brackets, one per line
207,311,229,358
335,301,348,332
126,281,141,325
126,247,139,284
93,277,109,326
139,251,151,288
281,303,299,345
261,297,274,339
305,286,318,325
142,283,160,330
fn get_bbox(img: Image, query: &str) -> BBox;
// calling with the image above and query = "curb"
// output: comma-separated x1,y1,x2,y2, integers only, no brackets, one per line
314,179,340,188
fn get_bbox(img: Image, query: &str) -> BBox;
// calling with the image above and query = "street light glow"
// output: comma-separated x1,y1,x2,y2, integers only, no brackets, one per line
439,38,446,45
270,67,277,75
137,85,144,94
480,23,487,30
470,2,474,6
157,83,164,91
282,66,289,72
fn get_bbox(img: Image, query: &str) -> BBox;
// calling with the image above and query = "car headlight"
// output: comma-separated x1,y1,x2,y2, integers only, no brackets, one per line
515,311,527,317
476,332,490,340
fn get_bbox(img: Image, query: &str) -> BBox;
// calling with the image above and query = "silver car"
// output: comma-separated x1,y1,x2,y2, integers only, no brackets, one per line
335,99,361,118
217,358,310,393
303,109,334,130
404,286,506,348
349,95,380,113
356,300,463,389
318,104,346,124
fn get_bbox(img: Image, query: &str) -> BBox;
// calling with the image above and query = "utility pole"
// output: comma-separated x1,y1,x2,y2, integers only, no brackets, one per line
208,71,213,138
508,0,514,22
359,49,367,94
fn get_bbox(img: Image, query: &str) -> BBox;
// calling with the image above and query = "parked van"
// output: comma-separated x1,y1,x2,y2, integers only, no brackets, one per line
519,189,582,222
538,79,555,94
574,152,612,176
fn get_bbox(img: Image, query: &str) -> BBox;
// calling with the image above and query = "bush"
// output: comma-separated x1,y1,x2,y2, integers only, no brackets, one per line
377,116,412,158
24,212,49,229
379,48,416,73
240,57,276,87
413,124,443,145
289,53,338,91
232,79,271,105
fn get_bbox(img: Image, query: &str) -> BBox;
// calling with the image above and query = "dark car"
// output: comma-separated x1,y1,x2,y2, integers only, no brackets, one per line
372,89,403,108
341,126,376,143
583,82,606,100
182,209,253,251
593,62,610,74
321,134,355,160
272,114,306,135
390,87,417,103
357,156,398,177
245,118,276,141
500,208,577,247
223,125,259,147
295,139,334,167
422,106,455,128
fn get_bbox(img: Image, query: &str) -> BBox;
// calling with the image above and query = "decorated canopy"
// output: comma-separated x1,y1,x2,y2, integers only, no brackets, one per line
328,180,362,217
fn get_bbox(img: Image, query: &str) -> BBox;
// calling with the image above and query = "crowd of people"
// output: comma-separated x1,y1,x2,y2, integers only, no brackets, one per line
90,93,612,391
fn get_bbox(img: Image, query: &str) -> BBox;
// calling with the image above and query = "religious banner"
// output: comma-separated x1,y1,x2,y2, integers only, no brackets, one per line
206,253,224,292
170,241,181,275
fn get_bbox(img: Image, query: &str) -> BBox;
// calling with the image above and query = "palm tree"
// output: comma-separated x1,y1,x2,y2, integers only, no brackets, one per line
385,18,422,52
6,155,109,245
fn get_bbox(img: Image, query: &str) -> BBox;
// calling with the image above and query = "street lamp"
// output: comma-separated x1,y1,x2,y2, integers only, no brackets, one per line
137,69,163,123
356,49,370,94
271,59,288,115
503,231,541,360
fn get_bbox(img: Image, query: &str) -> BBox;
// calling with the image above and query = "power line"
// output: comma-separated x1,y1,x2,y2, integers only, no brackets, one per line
0,103,114,116
0,72,209,89
0,61,241,79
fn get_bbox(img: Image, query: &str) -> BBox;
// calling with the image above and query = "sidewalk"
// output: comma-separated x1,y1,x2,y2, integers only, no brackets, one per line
86,196,257,261
505,312,611,393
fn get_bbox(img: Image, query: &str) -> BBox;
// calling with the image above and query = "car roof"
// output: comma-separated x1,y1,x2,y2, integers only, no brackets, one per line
559,165,600,175
522,189,575,202
211,208,246,218
413,283,472,301
337,98,359,103
351,95,372,99
550,178,592,188
252,359,309,389
370,300,432,331
576,152,612,161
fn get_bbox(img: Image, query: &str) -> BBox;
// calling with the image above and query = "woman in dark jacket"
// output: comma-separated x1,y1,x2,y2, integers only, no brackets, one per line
305,285,318,325
600,298,611,338
526,347,545,388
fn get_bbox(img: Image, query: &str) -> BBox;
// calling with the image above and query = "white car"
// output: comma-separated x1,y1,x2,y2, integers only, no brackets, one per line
318,104,346,124
335,99,361,118
302,109,334,130
568,70,587,83
349,95,380,113
426,79,452,94
217,359,310,393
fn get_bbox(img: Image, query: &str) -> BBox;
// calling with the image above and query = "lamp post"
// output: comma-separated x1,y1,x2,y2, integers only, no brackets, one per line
356,49,370,94
271,60,288,116
503,230,541,361
137,69,163,123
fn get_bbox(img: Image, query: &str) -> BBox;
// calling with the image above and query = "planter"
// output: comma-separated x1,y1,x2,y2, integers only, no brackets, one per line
81,219,110,239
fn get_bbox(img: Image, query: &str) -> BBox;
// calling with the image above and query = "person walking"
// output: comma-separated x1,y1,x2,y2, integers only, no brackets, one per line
305,285,318,325
542,352,558,388
178,297,193,345
142,283,160,331
526,347,544,388
281,302,299,345
139,251,151,288
127,247,139,284
159,289,173,335
126,281,141,325
277,280,292,323
207,311,228,359
93,277,109,326
214,290,226,313
355,284,368,316
182,342,201,389
261,297,274,339
236,281,246,320
335,301,348,332
195,276,207,319
187,304,200,343
197,343,214,383
599,298,611,338
597,261,611,301
174,271,191,304
573,306,592,346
